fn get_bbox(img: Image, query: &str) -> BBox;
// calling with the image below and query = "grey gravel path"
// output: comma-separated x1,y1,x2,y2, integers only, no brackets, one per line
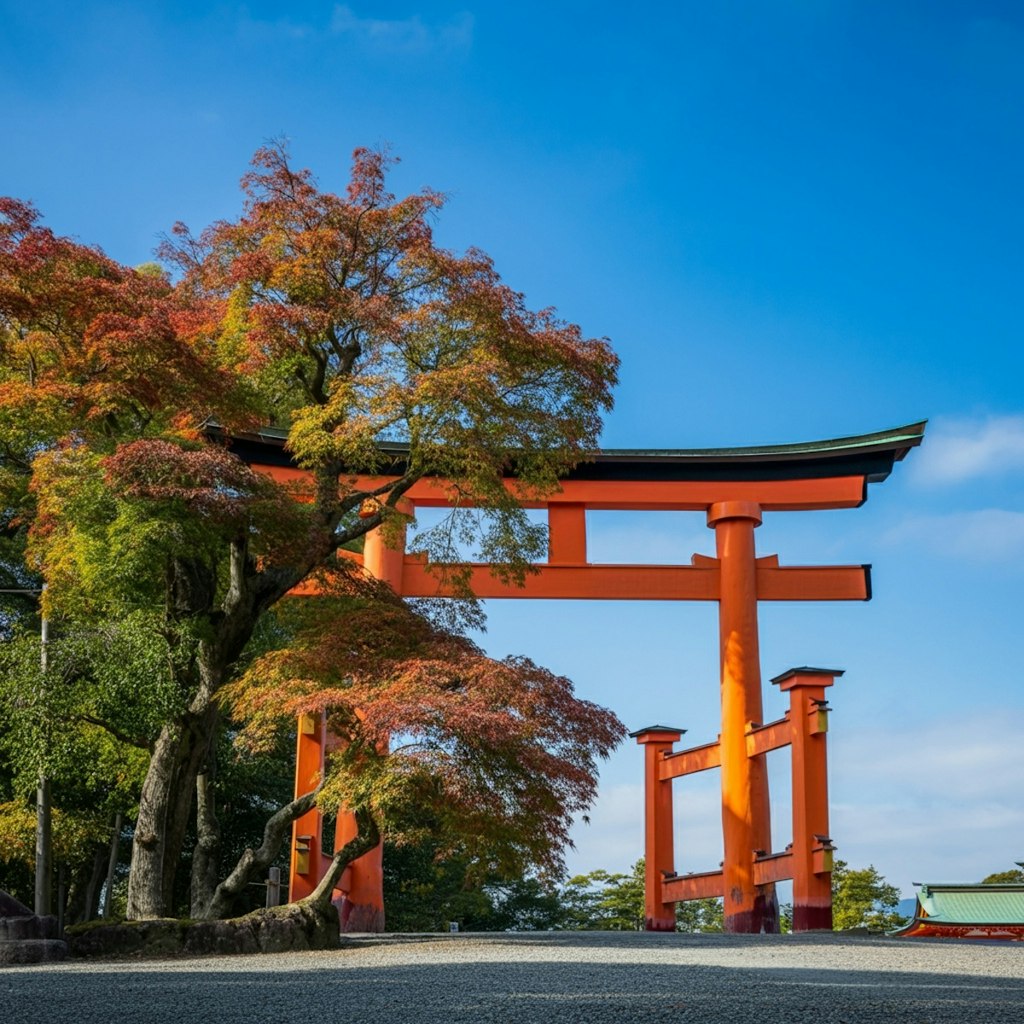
2,931,1022,1023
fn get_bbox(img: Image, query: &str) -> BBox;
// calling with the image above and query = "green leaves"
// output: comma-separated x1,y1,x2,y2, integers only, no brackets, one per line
224,571,626,881
2,144,621,919
831,859,907,931
560,862,647,930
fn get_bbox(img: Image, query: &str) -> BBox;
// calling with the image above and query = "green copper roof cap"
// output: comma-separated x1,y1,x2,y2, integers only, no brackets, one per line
593,421,927,462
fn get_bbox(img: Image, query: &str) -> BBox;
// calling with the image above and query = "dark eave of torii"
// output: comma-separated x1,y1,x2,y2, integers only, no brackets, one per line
217,421,926,604
212,420,926,490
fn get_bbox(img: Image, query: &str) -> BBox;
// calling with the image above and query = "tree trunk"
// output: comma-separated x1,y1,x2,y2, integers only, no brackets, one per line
64,846,107,925
189,770,221,918
196,787,321,920
126,702,219,919
124,536,328,921
101,812,122,918
303,806,380,915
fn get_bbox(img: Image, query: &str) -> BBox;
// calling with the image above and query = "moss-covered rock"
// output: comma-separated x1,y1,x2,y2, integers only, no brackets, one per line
66,902,342,959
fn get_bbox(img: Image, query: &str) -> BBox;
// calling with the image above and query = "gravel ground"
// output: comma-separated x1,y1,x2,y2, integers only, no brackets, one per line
2,931,1022,1023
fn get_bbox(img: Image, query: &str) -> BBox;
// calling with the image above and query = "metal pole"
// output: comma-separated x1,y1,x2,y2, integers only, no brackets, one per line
0,588,51,916
35,608,51,917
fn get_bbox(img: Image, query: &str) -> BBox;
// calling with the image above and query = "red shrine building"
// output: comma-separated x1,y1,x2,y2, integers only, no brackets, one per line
893,883,1024,941
235,421,926,933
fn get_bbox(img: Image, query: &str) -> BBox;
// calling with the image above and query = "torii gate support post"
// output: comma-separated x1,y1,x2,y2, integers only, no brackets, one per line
708,501,779,933
776,667,841,931
633,726,684,931
289,712,326,901
331,504,409,932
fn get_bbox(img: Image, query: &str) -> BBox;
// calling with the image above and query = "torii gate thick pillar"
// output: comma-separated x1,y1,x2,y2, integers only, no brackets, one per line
709,501,779,933
332,516,406,932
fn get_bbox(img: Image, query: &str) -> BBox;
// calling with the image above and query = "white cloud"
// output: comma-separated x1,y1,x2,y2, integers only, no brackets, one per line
912,414,1024,485
236,12,317,42
825,712,1024,892
834,713,1024,805
330,6,473,54
234,6,473,53
884,508,1024,562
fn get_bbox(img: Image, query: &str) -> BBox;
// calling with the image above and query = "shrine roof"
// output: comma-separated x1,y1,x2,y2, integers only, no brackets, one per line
211,421,926,484
914,884,1024,925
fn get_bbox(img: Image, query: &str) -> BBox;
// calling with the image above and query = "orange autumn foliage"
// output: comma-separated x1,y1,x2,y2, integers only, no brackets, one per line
225,569,625,877
1,143,619,918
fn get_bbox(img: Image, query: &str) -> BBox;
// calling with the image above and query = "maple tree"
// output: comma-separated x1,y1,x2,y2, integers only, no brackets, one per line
0,144,619,922
211,571,624,922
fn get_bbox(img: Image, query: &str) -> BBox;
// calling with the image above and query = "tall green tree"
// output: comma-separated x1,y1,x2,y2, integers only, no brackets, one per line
1,147,619,921
559,860,646,930
981,867,1024,884
0,621,152,918
831,859,907,931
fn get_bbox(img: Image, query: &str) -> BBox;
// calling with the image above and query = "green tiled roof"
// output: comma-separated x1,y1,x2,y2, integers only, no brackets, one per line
918,884,1024,925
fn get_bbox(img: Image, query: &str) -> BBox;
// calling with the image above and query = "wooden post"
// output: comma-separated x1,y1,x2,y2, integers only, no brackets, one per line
266,866,282,909
632,726,682,931
708,501,779,933
548,503,587,564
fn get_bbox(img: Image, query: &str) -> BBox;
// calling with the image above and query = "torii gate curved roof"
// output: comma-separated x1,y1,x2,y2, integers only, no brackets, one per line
216,421,926,487
218,421,925,603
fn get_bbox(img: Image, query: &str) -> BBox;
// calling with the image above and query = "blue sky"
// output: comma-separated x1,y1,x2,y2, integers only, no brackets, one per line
3,2,1023,898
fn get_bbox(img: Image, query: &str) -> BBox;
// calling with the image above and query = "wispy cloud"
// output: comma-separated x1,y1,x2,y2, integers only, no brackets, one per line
830,714,1024,891
835,713,1024,806
884,508,1024,562
567,783,645,876
235,6,474,54
330,6,473,54
567,779,725,878
912,414,1024,485
236,12,318,43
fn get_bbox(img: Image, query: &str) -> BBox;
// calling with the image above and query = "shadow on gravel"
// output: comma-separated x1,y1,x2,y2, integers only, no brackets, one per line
5,953,1023,1024
359,929,1024,952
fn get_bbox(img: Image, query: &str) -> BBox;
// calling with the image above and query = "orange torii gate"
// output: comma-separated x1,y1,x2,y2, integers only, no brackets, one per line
240,421,925,933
